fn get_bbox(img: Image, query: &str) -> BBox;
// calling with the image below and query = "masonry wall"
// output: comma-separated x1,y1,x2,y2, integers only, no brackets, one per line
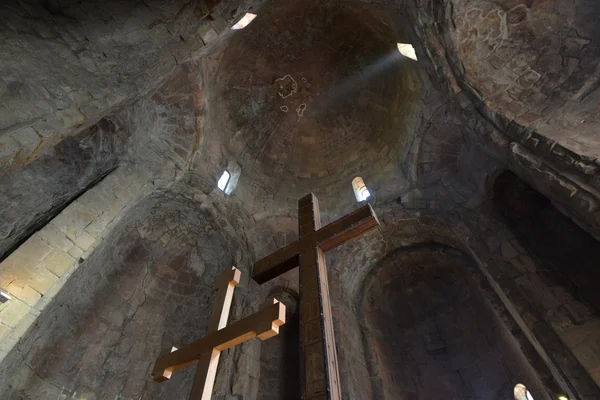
362,248,547,399
256,291,301,400
0,165,151,363
0,192,261,399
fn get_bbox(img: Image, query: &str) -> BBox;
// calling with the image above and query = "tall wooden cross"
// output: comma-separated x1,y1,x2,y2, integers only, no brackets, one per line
152,267,286,399
252,193,380,400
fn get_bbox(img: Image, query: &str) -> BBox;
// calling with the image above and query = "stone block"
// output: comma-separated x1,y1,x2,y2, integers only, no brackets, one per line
102,172,132,200
0,323,10,342
83,218,108,238
27,266,60,294
0,298,31,328
12,233,55,265
39,223,74,253
5,282,42,307
73,230,96,250
11,311,36,339
11,126,40,148
0,237,52,290
52,203,95,241
55,105,85,130
0,332,18,354
44,251,77,277
67,245,84,260
33,269,71,312
0,134,20,164
76,190,108,218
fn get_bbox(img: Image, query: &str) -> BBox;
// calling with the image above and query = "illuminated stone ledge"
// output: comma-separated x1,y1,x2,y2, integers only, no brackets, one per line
0,166,153,362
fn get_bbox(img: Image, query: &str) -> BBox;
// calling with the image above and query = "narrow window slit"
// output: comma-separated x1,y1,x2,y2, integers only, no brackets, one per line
217,171,231,191
232,13,257,30
352,177,371,202
397,43,418,61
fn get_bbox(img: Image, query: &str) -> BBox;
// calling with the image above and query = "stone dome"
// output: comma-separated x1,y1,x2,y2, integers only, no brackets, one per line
206,0,422,185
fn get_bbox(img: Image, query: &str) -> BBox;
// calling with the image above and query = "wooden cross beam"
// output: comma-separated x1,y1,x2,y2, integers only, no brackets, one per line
152,267,286,400
252,193,380,400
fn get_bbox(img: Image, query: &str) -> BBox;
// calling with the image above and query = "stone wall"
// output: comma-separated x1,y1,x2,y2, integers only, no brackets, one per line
256,291,301,400
407,0,600,241
362,247,547,399
370,199,600,398
0,0,253,176
0,119,129,260
0,165,152,363
0,191,265,399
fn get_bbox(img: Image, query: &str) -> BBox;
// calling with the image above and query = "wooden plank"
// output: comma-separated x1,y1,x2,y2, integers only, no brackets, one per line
299,193,321,235
252,242,300,284
189,267,240,400
252,205,379,284
316,205,379,251
300,247,326,398
315,247,342,400
152,300,286,382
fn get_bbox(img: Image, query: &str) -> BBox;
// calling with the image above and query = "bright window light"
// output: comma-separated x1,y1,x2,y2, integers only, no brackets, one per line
217,171,230,191
362,189,371,201
0,291,11,303
514,384,535,400
232,13,257,30
352,177,371,202
397,43,418,61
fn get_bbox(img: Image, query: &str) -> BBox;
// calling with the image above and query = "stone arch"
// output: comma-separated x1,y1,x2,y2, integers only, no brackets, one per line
358,244,551,400
0,192,249,399
445,0,600,159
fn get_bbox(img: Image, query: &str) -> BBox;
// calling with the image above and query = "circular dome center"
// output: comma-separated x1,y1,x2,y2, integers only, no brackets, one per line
210,0,421,182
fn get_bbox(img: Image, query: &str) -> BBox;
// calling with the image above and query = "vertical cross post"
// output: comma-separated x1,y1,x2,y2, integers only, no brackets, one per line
298,195,342,399
190,267,240,399
252,193,380,400
152,267,286,400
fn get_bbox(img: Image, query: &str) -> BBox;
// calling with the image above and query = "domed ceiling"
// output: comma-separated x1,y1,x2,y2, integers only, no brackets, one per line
206,0,422,186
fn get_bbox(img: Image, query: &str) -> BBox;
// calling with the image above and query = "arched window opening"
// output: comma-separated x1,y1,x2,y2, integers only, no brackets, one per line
352,177,371,202
217,171,230,191
397,43,418,61
232,13,257,30
514,383,535,400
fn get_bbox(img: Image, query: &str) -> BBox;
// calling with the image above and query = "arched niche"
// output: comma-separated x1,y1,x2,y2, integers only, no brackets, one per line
0,192,245,399
360,245,552,400
256,288,301,400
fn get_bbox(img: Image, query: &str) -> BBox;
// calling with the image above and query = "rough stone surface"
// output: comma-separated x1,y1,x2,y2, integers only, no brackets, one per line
0,191,255,399
0,0,599,399
363,248,546,399
0,119,127,260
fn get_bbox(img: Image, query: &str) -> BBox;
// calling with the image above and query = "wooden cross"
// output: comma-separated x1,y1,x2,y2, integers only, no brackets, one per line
252,193,380,400
151,267,286,399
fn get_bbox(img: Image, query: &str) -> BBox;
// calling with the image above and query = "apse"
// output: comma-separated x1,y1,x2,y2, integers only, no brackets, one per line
362,247,547,399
